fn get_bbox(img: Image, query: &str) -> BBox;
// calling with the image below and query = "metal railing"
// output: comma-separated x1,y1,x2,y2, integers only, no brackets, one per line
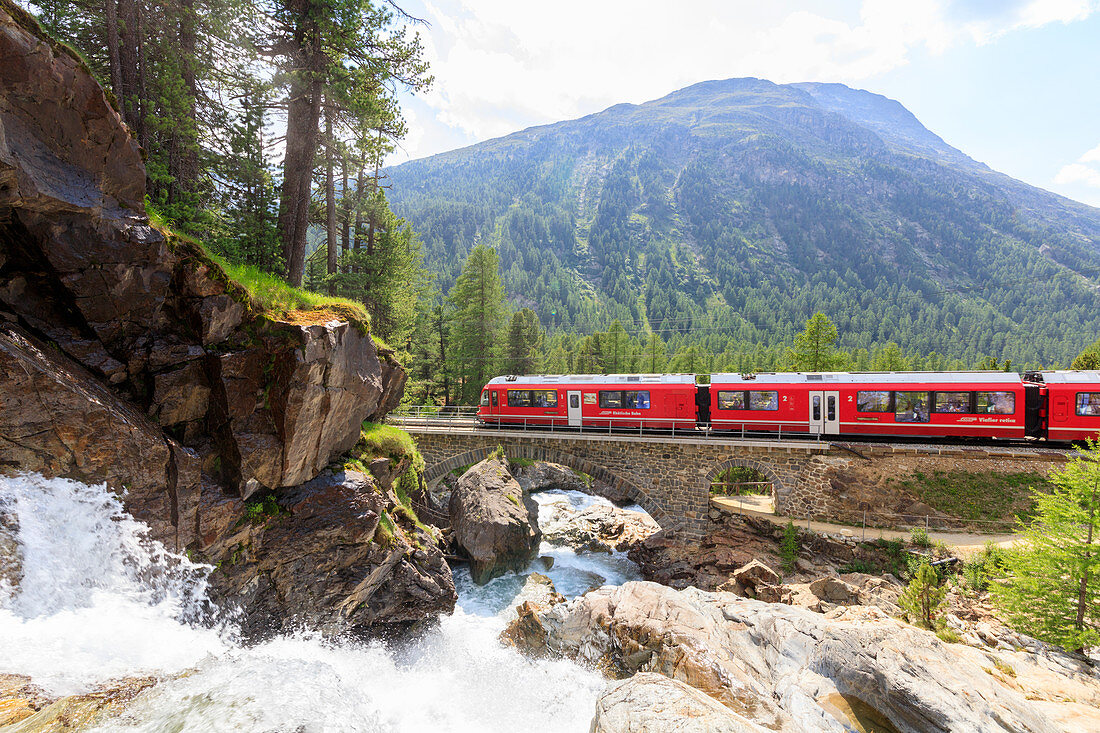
388,406,827,442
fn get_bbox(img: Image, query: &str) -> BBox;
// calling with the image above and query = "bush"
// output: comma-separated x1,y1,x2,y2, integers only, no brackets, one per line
909,526,931,548
488,445,506,461
840,558,877,574
781,521,800,573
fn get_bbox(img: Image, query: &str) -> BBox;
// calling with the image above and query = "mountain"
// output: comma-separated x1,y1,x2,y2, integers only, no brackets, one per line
385,77,1100,367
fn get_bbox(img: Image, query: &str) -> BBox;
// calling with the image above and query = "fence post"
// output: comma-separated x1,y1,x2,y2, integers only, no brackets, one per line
862,510,866,542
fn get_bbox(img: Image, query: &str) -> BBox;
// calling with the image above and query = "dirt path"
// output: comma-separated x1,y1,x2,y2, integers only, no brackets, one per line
710,497,1019,556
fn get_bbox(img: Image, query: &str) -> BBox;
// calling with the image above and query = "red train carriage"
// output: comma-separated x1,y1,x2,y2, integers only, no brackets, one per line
478,374,698,430
1026,370,1100,442
706,371,1039,439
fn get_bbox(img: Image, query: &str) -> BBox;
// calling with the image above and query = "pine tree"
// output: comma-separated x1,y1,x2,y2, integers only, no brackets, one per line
503,308,544,375
786,313,847,371
992,443,1100,653
641,332,667,373
448,245,507,403
899,560,946,630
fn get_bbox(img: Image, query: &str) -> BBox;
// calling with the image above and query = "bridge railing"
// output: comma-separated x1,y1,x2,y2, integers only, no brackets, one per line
387,406,829,442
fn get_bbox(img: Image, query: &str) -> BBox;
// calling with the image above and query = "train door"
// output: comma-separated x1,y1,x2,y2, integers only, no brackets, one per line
490,389,500,419
567,390,582,427
1052,392,1070,425
809,391,840,435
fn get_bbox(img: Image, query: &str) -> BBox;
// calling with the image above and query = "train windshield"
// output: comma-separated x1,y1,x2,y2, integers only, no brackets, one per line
480,390,489,407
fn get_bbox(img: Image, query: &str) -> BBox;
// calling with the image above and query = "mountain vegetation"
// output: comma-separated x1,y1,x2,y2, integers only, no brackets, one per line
387,78,1100,382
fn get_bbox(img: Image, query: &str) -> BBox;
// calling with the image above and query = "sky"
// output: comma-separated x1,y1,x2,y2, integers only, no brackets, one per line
385,0,1100,208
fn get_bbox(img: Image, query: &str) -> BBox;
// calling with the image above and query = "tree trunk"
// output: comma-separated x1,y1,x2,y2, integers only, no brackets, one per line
351,164,365,274
1075,477,1097,650
324,109,338,288
104,0,123,99
116,0,140,131
340,151,350,269
176,0,199,198
279,76,323,286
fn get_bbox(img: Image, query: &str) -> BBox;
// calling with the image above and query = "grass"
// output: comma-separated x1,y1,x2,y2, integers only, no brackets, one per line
355,422,424,473
152,209,371,334
508,457,536,468
237,494,286,527
891,470,1052,524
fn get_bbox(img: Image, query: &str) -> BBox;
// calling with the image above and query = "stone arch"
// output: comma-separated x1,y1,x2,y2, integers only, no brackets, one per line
423,442,673,529
703,457,784,514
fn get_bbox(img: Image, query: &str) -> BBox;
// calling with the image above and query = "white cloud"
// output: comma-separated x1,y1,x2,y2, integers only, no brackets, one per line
1081,143,1100,163
391,0,1097,161
1054,163,1100,187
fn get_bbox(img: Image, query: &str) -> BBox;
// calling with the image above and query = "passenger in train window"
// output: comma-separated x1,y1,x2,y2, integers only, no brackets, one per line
895,392,930,423
749,391,778,410
636,391,651,409
934,391,970,413
857,391,891,412
1076,392,1100,416
718,391,745,410
976,391,1015,415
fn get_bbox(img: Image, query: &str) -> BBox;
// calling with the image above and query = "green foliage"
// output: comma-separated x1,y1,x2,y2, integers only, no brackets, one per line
841,558,877,574
892,470,1051,524
505,493,522,508
710,466,771,496
240,494,286,526
1072,336,1100,370
375,510,396,546
936,626,961,644
488,445,506,461
909,526,931,548
355,422,425,474
786,313,847,371
781,521,800,573
963,541,1010,593
448,245,507,402
503,308,544,375
992,442,1100,653
899,560,947,629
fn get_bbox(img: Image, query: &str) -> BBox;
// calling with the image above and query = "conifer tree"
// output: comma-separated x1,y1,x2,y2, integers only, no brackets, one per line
503,308,544,375
899,560,946,630
992,443,1100,653
786,313,846,371
641,332,667,373
448,245,507,403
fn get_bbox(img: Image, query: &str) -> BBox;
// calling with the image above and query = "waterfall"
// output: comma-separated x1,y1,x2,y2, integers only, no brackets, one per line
0,474,642,732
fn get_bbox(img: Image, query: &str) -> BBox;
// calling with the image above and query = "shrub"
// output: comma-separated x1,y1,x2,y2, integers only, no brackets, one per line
781,521,800,573
840,558,877,574
909,526,931,548
488,445,506,461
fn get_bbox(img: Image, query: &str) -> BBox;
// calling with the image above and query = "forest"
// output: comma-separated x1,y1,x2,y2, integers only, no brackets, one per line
21,3,1100,407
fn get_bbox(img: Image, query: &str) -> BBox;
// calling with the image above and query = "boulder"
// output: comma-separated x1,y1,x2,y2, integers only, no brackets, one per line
510,461,589,494
540,502,659,553
523,581,1067,733
0,672,158,730
0,507,20,595
449,457,540,584
592,673,773,733
202,469,456,639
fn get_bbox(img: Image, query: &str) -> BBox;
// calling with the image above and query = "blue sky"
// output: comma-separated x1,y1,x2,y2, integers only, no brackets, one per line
387,0,1100,208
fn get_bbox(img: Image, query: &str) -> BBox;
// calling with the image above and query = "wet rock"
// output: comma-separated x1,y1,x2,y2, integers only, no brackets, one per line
150,360,210,427
540,502,658,553
449,457,540,584
203,469,456,639
0,673,159,731
524,581,1068,733
592,673,772,733
502,572,565,623
0,509,21,594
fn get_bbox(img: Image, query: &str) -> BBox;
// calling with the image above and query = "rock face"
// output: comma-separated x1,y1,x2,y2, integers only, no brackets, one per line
513,581,1089,733
203,470,456,638
449,457,541,584
0,4,442,639
592,673,771,733
510,461,589,494
540,501,659,553
0,672,158,730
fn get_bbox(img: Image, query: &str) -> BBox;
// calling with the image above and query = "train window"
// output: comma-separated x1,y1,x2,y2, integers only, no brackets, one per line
975,392,1015,415
480,390,490,407
895,391,930,423
812,395,821,421
856,391,891,412
1076,393,1100,417
507,390,532,407
491,391,498,407
599,391,623,409
827,395,836,422
717,391,745,410
934,391,971,414
623,390,651,409
749,391,779,411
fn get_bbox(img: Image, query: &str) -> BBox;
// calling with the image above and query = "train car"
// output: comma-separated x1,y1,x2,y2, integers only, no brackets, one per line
478,374,698,430
707,372,1041,440
1025,370,1100,442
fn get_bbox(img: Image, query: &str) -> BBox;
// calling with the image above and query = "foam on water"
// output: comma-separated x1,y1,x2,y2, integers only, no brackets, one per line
0,477,643,731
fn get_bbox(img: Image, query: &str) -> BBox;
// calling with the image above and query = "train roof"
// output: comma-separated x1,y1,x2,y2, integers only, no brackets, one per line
486,374,697,386
709,371,1025,385
1026,370,1100,384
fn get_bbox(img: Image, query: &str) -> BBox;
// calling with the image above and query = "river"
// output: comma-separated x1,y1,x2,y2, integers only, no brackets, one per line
0,474,644,732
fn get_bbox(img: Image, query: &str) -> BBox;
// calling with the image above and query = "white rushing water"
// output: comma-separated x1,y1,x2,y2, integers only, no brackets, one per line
0,475,642,732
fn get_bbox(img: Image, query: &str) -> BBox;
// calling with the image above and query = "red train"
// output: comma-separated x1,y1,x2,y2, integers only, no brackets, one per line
476,370,1100,442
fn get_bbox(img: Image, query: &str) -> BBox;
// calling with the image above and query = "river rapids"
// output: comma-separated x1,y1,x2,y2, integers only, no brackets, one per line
0,474,646,732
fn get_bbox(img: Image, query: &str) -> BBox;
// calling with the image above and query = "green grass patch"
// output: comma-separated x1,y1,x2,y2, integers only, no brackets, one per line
355,422,424,473
506,493,522,507
891,470,1052,523
508,457,536,468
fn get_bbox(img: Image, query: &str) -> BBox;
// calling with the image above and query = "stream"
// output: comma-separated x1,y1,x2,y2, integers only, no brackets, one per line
0,474,644,732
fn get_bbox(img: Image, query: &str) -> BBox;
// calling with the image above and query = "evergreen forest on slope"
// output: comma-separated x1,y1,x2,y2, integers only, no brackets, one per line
387,78,1100,374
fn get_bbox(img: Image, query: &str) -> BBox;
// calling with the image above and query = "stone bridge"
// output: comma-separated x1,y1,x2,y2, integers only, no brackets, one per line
405,423,1073,540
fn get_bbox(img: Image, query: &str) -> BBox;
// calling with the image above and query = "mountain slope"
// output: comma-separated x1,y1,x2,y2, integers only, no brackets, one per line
387,77,1100,367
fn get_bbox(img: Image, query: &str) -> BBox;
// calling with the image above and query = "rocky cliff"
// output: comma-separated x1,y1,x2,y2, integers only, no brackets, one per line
0,2,453,636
